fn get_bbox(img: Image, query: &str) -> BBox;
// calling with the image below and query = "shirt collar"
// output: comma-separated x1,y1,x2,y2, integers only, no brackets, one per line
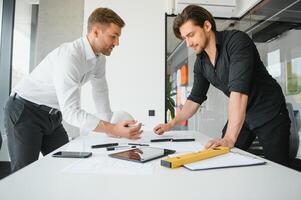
215,31,223,46
83,36,98,61
198,31,223,59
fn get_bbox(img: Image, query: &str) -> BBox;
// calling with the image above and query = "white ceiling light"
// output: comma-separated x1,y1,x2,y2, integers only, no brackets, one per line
173,0,261,18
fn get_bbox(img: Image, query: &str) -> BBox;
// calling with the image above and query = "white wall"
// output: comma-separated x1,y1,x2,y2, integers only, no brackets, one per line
35,0,84,65
11,0,32,89
82,0,166,132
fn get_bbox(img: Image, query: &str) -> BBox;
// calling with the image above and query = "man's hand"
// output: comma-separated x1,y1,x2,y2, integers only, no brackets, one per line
205,91,247,149
112,120,143,140
153,122,173,135
94,120,142,140
205,136,235,149
153,100,200,135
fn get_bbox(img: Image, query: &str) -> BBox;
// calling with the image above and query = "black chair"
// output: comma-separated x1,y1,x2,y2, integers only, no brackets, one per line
286,103,300,158
0,131,2,150
286,103,301,171
0,131,12,179
248,103,301,171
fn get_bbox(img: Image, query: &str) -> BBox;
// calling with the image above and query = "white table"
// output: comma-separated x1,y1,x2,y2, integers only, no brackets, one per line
0,131,300,200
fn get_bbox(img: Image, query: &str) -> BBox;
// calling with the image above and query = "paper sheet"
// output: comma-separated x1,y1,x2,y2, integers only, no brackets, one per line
62,155,154,175
184,152,266,170
61,130,201,175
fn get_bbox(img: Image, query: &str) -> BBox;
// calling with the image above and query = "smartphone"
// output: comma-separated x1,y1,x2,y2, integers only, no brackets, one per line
52,151,92,158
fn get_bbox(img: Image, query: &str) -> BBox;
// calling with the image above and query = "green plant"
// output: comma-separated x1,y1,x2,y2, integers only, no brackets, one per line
166,75,176,120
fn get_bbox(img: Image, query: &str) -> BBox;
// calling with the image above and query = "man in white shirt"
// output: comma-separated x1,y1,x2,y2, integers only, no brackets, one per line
4,8,142,172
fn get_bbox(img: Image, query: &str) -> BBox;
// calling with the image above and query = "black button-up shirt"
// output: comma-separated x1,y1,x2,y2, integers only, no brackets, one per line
187,30,285,129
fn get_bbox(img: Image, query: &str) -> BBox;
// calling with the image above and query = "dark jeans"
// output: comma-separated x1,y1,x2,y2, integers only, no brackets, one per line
4,96,69,172
222,103,291,166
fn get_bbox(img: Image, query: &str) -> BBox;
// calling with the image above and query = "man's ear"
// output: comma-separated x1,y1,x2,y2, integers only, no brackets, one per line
203,20,212,33
92,24,103,38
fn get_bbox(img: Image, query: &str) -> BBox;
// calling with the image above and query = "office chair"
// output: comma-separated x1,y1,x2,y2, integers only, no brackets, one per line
286,102,300,158
248,103,300,163
0,131,12,179
0,131,2,150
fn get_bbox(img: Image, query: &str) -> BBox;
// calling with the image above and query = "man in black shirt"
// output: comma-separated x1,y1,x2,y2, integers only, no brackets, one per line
154,5,291,165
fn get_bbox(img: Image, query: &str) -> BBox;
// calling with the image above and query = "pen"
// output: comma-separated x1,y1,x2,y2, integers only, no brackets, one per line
125,124,145,127
172,138,195,142
150,138,172,142
128,143,149,146
106,146,136,151
91,143,119,149
150,138,195,142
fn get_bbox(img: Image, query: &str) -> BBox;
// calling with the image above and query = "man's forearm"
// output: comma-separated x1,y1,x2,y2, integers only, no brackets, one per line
170,100,200,126
224,92,248,143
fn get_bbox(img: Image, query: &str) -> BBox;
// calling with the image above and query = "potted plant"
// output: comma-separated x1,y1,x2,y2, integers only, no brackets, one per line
166,75,176,122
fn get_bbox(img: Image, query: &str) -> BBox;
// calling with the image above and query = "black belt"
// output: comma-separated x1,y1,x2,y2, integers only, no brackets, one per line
13,93,60,115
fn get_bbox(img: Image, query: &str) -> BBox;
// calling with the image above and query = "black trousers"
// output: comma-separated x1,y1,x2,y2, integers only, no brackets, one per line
4,96,69,172
222,103,291,166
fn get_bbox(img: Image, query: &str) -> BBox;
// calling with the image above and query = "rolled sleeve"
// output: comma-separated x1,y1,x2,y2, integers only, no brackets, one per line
187,58,210,105
227,31,255,95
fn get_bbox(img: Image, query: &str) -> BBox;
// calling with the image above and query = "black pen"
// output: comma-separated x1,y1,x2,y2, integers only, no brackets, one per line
150,138,172,142
128,143,149,146
91,143,119,149
106,146,136,151
150,138,195,142
172,138,195,142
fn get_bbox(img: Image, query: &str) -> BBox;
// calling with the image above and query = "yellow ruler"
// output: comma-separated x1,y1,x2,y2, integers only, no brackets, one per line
161,146,230,169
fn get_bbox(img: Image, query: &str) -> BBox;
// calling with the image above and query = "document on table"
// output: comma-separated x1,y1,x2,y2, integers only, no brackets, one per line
184,152,266,170
62,155,154,175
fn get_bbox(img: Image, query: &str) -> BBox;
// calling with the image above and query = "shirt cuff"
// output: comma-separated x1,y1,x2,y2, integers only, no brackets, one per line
228,81,250,95
187,95,207,105
82,115,100,133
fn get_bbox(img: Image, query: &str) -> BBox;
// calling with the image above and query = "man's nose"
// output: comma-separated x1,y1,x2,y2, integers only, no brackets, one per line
114,38,119,46
185,38,192,47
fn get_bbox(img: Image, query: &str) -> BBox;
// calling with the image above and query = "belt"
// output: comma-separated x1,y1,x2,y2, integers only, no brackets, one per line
13,93,60,115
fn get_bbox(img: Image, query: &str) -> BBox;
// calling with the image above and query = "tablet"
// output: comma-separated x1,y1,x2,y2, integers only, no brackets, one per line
108,146,176,163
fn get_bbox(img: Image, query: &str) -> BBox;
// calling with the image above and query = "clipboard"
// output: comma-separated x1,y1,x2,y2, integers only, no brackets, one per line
161,147,266,170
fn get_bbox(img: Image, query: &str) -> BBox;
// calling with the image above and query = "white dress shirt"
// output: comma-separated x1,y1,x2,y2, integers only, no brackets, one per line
13,36,112,131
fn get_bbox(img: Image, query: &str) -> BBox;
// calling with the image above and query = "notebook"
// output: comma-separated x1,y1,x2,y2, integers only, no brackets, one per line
184,151,266,171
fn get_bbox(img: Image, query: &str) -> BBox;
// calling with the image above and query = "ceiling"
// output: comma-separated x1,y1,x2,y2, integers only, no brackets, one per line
167,0,301,55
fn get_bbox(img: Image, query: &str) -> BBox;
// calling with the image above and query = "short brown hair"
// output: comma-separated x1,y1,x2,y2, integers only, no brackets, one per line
87,8,125,33
173,5,216,39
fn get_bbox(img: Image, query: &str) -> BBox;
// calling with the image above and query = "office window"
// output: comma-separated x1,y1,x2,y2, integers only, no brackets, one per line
267,49,281,78
287,57,301,95
11,0,38,89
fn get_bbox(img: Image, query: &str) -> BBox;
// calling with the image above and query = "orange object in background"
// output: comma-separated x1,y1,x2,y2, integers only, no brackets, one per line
181,64,188,85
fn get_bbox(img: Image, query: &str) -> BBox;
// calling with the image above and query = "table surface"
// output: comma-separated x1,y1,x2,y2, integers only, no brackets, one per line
0,130,300,200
